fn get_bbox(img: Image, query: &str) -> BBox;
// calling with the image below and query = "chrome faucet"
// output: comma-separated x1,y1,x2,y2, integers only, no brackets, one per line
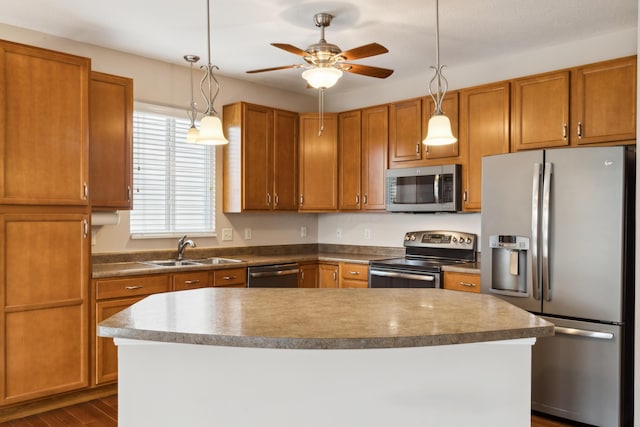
177,235,196,260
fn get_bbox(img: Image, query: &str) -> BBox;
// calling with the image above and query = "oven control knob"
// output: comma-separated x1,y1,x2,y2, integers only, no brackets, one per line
405,234,411,241
410,234,416,241
452,237,457,243
458,236,464,243
466,238,472,244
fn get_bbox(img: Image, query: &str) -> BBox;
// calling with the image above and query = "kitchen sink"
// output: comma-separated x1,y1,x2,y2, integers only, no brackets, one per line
194,257,244,265
145,260,203,267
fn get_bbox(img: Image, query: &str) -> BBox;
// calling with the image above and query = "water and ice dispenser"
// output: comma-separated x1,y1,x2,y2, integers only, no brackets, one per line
489,235,529,296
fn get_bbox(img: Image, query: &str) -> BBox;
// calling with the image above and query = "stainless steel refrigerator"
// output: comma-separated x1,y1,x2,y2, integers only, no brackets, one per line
480,146,635,426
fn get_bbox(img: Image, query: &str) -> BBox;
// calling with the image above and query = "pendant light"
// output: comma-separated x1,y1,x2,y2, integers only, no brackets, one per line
423,0,457,146
184,0,228,145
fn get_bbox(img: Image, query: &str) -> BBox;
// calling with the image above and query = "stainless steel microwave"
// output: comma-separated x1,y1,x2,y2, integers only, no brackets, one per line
385,164,461,212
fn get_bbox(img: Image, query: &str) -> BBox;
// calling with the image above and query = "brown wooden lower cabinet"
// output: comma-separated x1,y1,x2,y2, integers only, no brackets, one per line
318,263,339,288
339,263,369,288
298,263,319,288
443,271,480,293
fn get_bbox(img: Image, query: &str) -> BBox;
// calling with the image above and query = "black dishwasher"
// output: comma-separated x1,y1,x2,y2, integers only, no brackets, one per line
246,263,300,288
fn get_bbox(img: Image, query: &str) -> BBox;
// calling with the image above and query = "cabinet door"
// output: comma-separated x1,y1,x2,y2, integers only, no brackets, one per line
572,56,636,145
95,296,144,385
318,264,339,288
339,263,369,288
299,114,338,211
389,98,422,164
423,92,460,159
339,110,362,210
511,71,569,151
459,82,510,212
273,109,298,210
89,71,133,209
361,105,388,211
299,263,319,288
243,104,273,210
1,210,89,404
0,41,89,205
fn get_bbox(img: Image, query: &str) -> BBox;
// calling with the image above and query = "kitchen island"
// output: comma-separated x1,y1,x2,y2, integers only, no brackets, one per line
98,288,553,427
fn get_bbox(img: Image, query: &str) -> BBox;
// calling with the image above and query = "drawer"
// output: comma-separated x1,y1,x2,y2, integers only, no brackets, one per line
340,263,369,281
443,272,480,293
95,274,170,300
173,271,211,291
213,268,246,287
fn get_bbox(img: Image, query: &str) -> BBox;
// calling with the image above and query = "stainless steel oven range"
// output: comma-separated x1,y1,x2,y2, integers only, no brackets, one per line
369,231,477,288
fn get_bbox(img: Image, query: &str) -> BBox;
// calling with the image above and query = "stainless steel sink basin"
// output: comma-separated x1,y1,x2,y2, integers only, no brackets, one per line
194,257,244,265
145,260,203,267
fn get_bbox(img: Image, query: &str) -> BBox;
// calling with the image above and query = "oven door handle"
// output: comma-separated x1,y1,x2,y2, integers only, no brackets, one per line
370,270,435,281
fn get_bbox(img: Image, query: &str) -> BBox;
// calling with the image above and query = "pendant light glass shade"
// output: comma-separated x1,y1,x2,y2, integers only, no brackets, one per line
424,114,457,145
195,115,228,145
186,126,199,143
302,67,343,89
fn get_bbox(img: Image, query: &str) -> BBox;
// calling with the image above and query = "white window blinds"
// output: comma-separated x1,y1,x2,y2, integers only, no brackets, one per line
130,103,215,237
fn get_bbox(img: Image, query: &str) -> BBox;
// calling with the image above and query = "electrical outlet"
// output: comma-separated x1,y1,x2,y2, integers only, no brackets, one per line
221,228,233,241
244,228,252,240
300,226,307,238
336,228,342,239
364,228,371,240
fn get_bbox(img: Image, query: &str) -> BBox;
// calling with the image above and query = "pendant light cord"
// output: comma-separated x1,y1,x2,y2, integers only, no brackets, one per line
318,88,325,136
201,0,221,118
429,0,448,115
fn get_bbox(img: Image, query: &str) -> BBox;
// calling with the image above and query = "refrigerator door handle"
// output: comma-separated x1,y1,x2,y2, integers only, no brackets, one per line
554,326,615,340
542,162,552,301
531,163,541,301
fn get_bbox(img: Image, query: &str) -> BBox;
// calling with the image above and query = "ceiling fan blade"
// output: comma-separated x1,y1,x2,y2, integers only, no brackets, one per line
338,43,388,61
271,43,308,57
343,63,394,79
246,64,302,74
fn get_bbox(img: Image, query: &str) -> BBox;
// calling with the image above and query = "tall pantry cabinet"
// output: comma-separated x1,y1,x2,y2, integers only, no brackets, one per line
0,41,90,404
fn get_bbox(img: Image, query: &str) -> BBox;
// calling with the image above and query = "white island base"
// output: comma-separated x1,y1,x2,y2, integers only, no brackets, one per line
115,337,535,427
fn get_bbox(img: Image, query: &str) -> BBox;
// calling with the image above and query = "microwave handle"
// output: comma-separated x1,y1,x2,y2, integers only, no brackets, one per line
433,174,440,204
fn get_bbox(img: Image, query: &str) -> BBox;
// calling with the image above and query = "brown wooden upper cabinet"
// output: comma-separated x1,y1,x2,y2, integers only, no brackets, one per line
511,71,570,151
388,98,423,164
459,81,510,212
223,102,298,212
298,113,338,212
0,40,90,206
572,56,636,146
338,105,388,212
89,71,133,210
422,92,460,160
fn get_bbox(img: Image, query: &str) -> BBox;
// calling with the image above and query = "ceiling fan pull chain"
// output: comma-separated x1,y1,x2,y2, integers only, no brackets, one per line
318,88,325,136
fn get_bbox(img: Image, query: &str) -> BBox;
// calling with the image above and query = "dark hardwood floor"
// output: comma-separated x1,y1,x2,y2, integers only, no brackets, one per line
0,396,117,427
0,396,575,426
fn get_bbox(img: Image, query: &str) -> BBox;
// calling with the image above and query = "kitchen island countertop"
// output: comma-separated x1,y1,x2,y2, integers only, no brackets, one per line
98,287,552,349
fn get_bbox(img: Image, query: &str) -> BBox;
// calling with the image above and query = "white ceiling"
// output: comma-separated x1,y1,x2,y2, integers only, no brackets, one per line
1,0,637,94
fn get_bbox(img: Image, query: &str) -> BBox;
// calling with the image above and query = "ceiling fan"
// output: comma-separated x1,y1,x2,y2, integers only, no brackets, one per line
246,13,394,89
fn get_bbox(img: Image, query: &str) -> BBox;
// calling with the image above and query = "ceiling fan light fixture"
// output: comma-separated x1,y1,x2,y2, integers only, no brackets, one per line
424,114,457,146
302,67,343,89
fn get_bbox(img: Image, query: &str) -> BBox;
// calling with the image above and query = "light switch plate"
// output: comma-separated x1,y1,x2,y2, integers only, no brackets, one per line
244,228,252,240
221,228,233,241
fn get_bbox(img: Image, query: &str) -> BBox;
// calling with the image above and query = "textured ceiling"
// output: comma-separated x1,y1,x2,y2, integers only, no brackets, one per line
1,0,637,94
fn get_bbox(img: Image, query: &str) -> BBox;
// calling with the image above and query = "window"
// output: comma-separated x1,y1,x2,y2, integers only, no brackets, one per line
130,102,215,237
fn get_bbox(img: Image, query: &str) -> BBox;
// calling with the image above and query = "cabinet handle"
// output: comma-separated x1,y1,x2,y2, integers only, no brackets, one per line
349,271,360,275
83,182,88,200
223,276,237,280
363,194,368,205
459,281,477,287
577,121,583,139
355,194,360,205
415,143,421,154
562,123,567,139
184,280,201,285
125,285,143,290
83,219,89,238
267,193,271,207
333,271,337,281
127,185,132,202
274,193,279,207
299,194,304,206
301,271,305,280
463,190,468,202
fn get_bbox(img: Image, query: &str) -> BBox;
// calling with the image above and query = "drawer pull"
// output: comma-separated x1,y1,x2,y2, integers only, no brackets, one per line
349,271,360,275
184,280,201,285
459,281,477,288
223,276,237,280
125,285,143,290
